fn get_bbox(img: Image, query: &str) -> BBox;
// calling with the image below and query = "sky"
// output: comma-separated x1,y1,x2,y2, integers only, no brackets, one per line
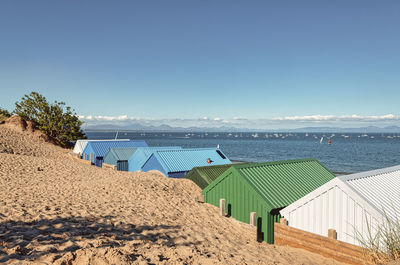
0,1,399,129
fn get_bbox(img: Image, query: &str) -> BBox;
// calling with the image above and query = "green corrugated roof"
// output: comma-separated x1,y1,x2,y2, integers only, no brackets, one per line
233,159,336,210
185,164,233,189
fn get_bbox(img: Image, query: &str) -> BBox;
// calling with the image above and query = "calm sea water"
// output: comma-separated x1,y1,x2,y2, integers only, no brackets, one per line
85,131,400,174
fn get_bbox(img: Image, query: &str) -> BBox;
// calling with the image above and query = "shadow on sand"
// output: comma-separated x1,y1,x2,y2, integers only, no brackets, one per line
0,216,198,263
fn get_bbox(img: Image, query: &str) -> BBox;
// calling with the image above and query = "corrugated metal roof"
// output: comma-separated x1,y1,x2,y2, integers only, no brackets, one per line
128,147,182,172
234,159,336,210
339,165,400,221
106,148,138,161
185,164,233,189
84,140,148,158
154,148,232,173
73,139,129,154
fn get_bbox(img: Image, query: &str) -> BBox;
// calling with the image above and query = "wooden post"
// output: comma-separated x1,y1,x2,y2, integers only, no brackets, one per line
78,152,81,159
84,153,87,160
280,218,288,226
219,199,225,216
250,212,256,226
90,153,93,163
328,229,337,239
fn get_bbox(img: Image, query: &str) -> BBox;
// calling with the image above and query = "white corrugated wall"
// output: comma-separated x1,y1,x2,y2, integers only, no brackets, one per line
281,178,383,246
73,140,88,154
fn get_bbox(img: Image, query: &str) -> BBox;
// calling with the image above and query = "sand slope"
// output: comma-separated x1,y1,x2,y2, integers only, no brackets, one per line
0,121,345,264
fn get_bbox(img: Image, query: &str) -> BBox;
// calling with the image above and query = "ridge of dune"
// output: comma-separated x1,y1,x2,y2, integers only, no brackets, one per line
0,116,67,158
0,120,345,264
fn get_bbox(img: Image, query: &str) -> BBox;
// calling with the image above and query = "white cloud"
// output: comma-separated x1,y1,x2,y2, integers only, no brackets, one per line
233,117,248,121
79,115,140,121
78,114,400,129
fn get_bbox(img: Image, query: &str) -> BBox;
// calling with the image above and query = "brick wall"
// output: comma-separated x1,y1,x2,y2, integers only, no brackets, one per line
274,223,373,265
102,163,117,170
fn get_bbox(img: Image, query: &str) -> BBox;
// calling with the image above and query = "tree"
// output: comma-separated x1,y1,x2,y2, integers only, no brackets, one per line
14,92,85,147
0,107,11,117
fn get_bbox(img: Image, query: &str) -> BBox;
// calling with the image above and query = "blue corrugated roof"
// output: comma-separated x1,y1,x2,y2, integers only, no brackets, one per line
104,148,138,164
152,148,232,173
128,146,182,172
83,140,148,158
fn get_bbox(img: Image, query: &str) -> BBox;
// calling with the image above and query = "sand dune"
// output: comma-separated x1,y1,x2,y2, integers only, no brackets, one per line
0,120,344,264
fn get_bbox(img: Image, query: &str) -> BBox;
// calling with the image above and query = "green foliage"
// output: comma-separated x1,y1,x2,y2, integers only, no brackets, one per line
14,92,85,147
0,107,11,117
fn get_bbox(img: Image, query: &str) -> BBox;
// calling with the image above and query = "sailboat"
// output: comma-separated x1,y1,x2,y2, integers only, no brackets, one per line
320,137,324,144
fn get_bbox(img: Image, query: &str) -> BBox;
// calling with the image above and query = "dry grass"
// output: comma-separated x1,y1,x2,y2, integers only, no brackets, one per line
357,207,400,264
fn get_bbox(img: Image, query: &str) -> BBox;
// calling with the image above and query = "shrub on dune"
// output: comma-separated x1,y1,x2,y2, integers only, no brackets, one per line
14,91,85,147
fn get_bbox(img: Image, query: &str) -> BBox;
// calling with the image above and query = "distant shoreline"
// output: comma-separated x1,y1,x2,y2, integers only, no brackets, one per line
231,160,350,176
84,129,400,134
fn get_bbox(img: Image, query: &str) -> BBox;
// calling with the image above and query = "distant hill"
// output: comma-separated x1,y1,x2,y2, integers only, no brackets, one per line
84,122,400,133
289,126,400,133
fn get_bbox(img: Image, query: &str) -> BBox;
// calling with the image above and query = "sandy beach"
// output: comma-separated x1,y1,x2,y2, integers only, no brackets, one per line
0,119,345,264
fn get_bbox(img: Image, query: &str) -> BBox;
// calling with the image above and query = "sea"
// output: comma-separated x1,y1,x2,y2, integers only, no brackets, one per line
85,131,400,174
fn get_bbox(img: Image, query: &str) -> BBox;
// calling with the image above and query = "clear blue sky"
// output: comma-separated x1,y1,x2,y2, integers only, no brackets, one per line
1,1,399,128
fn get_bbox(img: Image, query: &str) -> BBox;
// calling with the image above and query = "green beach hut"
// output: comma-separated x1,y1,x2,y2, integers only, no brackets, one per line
202,159,336,244
185,164,233,190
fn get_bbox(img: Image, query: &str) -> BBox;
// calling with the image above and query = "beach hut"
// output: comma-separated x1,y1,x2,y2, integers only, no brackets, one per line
202,159,336,244
103,147,138,171
82,140,148,167
185,164,233,190
141,148,232,178
280,165,400,246
128,146,182,172
73,139,129,155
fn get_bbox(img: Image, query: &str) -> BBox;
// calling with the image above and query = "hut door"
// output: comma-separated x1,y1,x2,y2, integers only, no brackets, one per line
96,157,103,167
118,161,128,171
257,217,264,242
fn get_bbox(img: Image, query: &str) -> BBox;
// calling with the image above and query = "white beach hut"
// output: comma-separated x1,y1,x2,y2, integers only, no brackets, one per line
280,165,400,246
72,139,130,155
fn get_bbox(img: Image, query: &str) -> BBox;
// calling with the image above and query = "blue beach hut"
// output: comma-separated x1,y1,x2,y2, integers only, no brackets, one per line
141,148,232,178
128,146,182,172
103,147,138,171
82,140,148,167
